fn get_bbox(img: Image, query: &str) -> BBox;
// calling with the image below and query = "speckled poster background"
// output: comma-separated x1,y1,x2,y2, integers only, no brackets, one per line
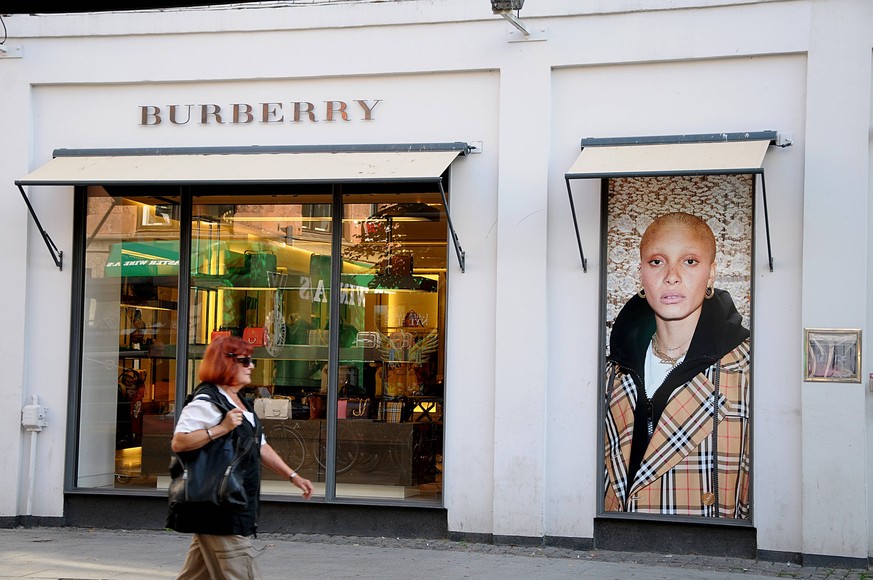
604,175,753,347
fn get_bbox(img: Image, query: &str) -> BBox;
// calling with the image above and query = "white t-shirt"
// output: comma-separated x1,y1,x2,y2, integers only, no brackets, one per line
174,385,266,445
644,341,685,400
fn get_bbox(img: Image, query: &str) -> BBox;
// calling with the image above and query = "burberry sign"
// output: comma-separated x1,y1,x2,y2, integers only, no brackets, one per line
139,99,382,126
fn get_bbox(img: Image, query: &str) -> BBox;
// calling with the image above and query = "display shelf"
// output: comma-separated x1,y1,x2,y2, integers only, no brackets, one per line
120,300,177,311
186,343,387,363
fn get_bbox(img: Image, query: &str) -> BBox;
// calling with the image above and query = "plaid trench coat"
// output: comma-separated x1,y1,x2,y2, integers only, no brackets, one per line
603,291,751,518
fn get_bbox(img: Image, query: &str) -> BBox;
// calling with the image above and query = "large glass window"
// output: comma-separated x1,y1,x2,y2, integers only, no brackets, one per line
76,184,448,506
334,194,446,502
78,187,180,489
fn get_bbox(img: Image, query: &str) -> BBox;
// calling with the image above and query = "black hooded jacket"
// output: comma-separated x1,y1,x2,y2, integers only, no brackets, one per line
606,288,749,489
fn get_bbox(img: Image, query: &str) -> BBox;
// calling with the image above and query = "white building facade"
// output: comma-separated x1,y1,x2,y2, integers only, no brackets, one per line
0,0,871,566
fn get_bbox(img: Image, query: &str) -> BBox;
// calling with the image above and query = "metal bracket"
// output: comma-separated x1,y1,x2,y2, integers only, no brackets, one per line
565,178,588,273
759,173,774,272
439,181,465,273
499,11,530,36
16,184,63,271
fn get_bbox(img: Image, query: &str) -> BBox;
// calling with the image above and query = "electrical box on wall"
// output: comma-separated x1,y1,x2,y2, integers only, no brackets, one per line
22,404,48,432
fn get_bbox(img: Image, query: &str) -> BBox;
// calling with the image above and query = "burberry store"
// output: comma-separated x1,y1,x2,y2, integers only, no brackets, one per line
3,0,873,567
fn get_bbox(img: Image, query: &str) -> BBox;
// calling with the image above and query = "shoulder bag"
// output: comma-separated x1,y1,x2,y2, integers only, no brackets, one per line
167,384,252,507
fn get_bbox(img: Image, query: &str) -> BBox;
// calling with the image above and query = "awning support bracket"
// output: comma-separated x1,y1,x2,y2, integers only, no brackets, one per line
760,173,774,272
565,177,587,272
16,184,63,271
438,181,465,273
565,170,775,274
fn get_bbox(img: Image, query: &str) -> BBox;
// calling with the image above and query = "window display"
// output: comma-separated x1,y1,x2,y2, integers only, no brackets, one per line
77,185,448,505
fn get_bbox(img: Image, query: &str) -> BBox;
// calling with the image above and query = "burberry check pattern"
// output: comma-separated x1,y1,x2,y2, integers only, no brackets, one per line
378,400,404,423
604,339,750,517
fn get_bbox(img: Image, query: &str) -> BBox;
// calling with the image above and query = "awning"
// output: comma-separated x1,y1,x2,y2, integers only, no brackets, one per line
564,131,786,273
565,139,770,179
17,148,466,186
16,143,471,272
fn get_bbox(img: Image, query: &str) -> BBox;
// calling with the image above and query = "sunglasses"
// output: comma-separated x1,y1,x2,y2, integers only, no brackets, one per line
227,353,255,367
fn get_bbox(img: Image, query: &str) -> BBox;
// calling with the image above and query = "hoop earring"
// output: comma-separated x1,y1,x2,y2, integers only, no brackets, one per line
638,288,646,299
705,286,714,299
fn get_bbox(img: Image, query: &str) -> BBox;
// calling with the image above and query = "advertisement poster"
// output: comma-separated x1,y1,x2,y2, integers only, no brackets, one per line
601,175,753,519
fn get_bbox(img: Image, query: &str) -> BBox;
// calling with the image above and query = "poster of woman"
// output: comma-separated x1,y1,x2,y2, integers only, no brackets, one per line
601,175,753,519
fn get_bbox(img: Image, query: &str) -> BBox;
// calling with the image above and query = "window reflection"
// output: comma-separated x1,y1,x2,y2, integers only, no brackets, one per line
79,188,179,489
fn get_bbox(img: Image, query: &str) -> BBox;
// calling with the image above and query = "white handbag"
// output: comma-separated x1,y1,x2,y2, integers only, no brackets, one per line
254,398,291,420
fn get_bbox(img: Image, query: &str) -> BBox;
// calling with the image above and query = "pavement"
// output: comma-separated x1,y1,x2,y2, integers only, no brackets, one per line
0,526,871,579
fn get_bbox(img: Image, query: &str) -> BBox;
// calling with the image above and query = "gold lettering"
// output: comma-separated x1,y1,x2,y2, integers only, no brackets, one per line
293,102,317,123
168,104,192,125
325,100,349,122
356,99,381,121
261,102,284,123
232,104,254,124
200,104,224,124
140,106,161,126
139,99,382,126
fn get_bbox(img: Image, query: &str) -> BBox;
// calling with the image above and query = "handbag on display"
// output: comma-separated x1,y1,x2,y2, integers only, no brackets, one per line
377,400,405,423
210,330,232,342
338,397,370,420
254,397,291,420
308,394,327,419
355,331,381,348
243,250,277,288
346,398,370,419
243,327,267,346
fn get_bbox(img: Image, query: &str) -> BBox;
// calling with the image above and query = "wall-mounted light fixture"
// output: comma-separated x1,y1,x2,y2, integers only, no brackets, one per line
491,0,524,10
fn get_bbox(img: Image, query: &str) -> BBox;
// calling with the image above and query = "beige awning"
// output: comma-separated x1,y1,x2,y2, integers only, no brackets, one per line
16,149,463,185
16,144,470,272
565,139,770,178
564,132,782,273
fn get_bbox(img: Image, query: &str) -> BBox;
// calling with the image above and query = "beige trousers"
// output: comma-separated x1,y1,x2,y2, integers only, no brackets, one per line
176,533,262,580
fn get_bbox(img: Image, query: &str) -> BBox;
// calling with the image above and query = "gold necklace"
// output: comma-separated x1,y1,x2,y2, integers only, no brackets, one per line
651,334,689,366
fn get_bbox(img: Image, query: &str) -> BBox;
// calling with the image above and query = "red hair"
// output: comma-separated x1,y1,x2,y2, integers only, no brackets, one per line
198,335,254,386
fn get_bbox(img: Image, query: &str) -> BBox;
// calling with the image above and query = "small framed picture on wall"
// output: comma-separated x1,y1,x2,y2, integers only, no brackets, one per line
804,328,862,383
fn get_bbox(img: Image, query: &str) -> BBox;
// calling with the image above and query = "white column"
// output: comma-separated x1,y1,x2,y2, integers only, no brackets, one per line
801,0,873,560
492,50,551,539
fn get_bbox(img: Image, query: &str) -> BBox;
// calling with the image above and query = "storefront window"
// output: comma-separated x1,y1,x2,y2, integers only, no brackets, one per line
334,195,446,502
78,187,179,489
76,184,448,505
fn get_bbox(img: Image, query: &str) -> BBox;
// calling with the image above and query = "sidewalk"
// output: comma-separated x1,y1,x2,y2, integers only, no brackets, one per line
0,526,869,579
